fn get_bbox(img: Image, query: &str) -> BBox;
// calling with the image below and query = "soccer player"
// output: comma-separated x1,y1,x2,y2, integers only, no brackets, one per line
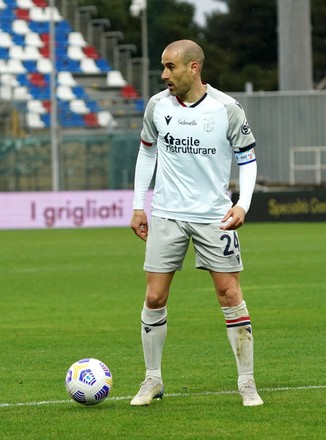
130,39,263,407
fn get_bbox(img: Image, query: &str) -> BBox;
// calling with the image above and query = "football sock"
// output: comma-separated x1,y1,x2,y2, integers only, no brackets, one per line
221,300,254,388
141,303,167,380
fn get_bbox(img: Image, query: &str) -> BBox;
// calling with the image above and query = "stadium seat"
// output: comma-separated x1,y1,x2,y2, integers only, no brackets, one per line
37,57,52,73
25,32,44,47
26,112,46,128
0,47,9,59
83,45,100,59
80,58,100,73
15,8,30,21
96,58,110,72
67,45,85,61
56,84,75,100
84,112,99,128
0,21,12,33
121,84,138,99
0,73,19,86
97,110,113,127
16,73,29,85
13,85,32,100
29,72,47,86
12,34,26,46
27,99,47,113
32,0,49,8
17,0,34,8
29,85,50,99
42,99,51,111
0,85,11,99
70,99,89,114
67,32,87,47
0,32,13,48
7,59,27,73
23,60,37,72
57,71,76,86
86,99,100,112
43,7,63,22
29,21,49,33
106,70,127,87
12,19,30,35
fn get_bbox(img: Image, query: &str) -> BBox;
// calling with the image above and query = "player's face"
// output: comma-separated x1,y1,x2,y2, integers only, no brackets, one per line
161,49,193,99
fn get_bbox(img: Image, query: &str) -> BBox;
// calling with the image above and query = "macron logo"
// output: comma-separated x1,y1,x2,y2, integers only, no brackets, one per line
165,115,172,125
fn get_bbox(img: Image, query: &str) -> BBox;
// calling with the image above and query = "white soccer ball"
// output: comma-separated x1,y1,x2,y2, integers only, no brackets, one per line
65,358,113,405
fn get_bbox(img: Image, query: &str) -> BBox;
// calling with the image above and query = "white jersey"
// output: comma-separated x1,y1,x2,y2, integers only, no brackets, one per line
139,84,256,223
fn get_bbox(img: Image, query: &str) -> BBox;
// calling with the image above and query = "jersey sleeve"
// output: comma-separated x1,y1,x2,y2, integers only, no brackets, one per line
140,96,159,146
226,101,256,151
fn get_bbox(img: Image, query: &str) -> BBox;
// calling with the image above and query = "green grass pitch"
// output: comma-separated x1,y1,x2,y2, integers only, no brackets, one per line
0,223,325,439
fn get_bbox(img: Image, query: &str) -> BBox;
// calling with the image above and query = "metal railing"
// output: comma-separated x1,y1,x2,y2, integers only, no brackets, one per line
289,146,326,185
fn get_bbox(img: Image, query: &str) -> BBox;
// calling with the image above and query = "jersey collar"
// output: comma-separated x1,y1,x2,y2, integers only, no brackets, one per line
176,92,207,108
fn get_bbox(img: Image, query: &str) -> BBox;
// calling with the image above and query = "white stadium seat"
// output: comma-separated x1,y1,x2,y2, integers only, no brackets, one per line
13,86,32,101
26,112,46,128
67,32,87,47
27,100,47,114
12,20,31,35
0,32,13,48
80,58,100,73
97,111,113,127
17,0,34,8
43,7,63,21
25,33,44,48
0,86,12,99
29,7,48,22
106,70,127,87
67,46,86,61
70,99,89,114
6,59,27,73
56,85,75,100
57,71,77,86
0,73,19,87
37,58,52,73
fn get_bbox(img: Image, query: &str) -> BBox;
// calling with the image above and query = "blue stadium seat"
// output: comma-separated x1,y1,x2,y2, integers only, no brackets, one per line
72,85,87,99
0,47,9,59
16,73,29,85
12,33,25,45
23,60,37,72
40,112,50,127
0,20,12,32
96,59,111,73
86,100,101,112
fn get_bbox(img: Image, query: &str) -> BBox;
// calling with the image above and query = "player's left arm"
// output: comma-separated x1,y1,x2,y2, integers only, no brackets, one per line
221,101,257,230
221,157,257,230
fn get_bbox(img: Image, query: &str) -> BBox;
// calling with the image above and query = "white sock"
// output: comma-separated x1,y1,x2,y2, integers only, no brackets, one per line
221,300,254,388
141,303,167,380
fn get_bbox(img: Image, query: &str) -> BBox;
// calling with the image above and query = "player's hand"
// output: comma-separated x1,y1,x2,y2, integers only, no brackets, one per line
130,209,148,241
220,205,246,230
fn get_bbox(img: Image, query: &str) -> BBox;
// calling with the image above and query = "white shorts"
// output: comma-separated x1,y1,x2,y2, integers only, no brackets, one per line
144,216,243,273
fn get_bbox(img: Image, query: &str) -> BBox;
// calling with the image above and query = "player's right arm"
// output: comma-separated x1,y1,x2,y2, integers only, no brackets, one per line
131,144,157,241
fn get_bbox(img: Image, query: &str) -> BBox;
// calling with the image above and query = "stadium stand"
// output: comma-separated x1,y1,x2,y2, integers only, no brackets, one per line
0,0,132,129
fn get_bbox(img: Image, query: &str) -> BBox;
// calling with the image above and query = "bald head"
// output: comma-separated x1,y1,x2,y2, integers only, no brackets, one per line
163,40,205,69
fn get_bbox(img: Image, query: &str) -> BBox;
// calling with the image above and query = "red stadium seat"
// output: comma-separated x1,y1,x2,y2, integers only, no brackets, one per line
15,8,30,21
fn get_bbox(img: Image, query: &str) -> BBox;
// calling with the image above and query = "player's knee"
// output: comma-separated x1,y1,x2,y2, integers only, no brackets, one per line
215,281,243,307
145,291,168,309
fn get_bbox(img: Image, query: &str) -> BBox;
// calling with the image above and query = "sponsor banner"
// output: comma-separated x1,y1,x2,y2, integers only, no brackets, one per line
0,190,152,230
232,190,326,222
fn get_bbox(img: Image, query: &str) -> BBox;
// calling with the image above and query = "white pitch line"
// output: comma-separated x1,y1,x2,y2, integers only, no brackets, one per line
0,385,325,408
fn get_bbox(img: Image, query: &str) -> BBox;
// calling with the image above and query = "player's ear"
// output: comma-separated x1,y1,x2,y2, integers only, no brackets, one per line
189,60,200,75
